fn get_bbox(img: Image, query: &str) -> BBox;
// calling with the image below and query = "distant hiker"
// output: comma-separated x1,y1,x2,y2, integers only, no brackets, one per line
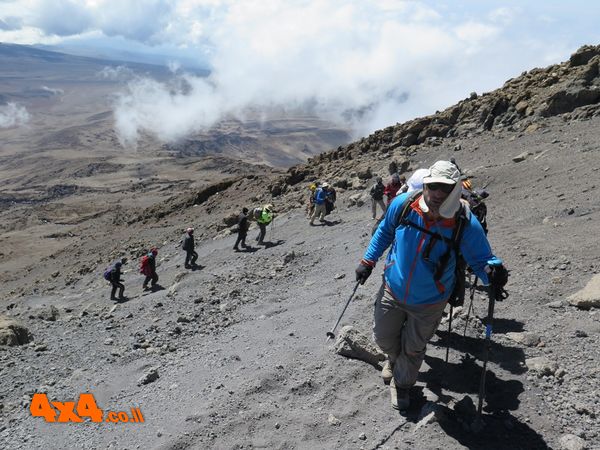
462,179,489,234
234,207,250,251
104,259,125,301
370,177,386,219
254,204,274,244
325,185,337,216
183,227,198,268
384,174,404,205
309,182,332,225
355,160,508,411
140,248,159,290
306,182,320,218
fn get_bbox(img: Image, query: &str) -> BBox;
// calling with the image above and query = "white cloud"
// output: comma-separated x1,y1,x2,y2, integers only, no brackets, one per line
2,0,599,148
99,65,135,81
41,85,64,95
0,102,30,128
454,21,500,43
30,0,94,36
111,1,502,145
23,0,175,42
488,7,517,25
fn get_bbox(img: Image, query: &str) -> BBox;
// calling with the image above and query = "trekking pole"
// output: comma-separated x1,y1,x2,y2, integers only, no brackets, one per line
463,276,479,337
473,285,497,431
445,305,453,363
326,281,360,341
270,220,275,241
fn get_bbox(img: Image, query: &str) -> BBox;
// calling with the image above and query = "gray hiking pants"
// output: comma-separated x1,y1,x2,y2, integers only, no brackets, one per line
310,203,326,223
371,198,386,219
373,283,446,388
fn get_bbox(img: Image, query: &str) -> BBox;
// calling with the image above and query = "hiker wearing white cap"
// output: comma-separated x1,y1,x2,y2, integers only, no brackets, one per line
182,227,198,268
309,182,332,225
355,160,508,411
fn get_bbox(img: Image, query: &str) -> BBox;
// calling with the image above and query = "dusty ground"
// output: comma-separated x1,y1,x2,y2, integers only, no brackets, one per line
1,113,600,449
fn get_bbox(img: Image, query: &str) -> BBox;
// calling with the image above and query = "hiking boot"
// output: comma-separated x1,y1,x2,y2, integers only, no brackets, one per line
390,378,410,410
381,360,394,383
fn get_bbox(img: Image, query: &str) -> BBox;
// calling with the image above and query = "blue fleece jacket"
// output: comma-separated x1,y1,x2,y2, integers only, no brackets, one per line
363,192,501,305
313,188,330,205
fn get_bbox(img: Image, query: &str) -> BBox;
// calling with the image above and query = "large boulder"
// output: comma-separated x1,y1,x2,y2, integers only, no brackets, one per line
222,212,239,227
526,356,558,377
347,193,368,207
541,86,600,117
559,434,587,450
0,316,33,346
356,167,372,180
568,273,600,310
333,326,385,366
36,305,59,322
569,45,600,67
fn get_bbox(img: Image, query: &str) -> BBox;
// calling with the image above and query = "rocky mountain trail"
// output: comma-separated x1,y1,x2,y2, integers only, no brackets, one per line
2,45,600,449
2,157,600,448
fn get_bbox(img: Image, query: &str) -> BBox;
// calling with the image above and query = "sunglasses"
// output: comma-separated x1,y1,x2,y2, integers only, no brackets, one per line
425,183,455,194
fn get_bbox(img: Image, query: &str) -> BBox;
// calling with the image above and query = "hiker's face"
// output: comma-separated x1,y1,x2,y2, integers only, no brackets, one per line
424,183,455,214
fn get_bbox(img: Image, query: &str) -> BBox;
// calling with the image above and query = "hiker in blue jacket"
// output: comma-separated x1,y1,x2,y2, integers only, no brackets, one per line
355,160,508,411
309,182,332,225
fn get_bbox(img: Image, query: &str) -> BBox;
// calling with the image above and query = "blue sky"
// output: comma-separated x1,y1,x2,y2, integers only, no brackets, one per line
1,0,599,144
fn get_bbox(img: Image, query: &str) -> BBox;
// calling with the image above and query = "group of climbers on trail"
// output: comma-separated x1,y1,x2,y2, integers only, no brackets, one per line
102,201,281,300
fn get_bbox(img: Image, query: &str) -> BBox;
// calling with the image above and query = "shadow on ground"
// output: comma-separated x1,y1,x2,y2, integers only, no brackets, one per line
436,328,527,375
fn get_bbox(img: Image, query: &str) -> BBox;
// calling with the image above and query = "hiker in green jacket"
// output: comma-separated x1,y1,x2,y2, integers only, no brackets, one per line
254,204,274,245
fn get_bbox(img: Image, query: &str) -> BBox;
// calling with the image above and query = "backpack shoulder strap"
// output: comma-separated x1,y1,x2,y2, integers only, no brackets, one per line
394,189,422,227
453,202,470,249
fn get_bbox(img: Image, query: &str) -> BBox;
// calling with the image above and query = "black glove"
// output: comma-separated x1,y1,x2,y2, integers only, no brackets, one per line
488,264,509,300
355,262,373,285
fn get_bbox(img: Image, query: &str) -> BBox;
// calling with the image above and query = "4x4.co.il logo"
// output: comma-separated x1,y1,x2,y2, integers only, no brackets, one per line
30,393,144,424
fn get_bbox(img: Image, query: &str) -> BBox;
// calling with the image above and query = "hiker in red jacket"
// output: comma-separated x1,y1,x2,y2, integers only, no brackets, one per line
384,174,406,205
141,248,159,290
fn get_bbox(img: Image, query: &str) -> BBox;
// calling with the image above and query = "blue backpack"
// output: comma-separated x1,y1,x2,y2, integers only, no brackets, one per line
103,266,113,281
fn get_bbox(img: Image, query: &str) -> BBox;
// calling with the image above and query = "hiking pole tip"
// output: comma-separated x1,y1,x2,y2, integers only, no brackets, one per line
325,281,360,342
